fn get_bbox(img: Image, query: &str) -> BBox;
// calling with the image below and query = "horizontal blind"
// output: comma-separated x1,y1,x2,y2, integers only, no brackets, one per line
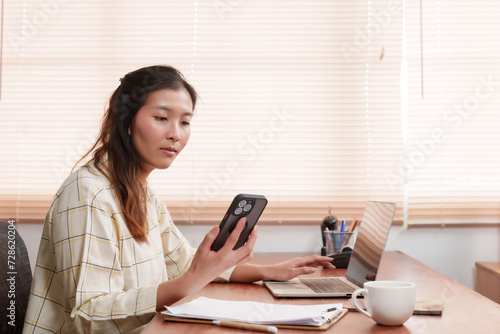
0,0,404,225
405,0,500,226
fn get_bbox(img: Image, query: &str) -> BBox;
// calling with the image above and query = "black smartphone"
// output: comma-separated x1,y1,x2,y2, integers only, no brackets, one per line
210,194,268,252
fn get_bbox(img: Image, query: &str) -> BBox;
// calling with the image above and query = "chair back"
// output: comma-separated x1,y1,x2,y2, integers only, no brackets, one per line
0,221,33,334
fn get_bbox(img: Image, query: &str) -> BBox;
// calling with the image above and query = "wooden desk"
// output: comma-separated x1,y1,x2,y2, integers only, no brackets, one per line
145,251,500,333
476,262,500,304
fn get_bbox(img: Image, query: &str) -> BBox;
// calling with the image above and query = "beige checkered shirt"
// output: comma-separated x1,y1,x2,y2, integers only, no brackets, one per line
23,164,232,333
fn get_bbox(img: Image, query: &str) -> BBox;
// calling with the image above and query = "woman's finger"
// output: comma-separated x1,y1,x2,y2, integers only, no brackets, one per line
221,217,247,251
198,226,219,253
233,225,258,263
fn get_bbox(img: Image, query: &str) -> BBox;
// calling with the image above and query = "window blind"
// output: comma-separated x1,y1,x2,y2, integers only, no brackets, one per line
0,0,405,225
404,0,500,227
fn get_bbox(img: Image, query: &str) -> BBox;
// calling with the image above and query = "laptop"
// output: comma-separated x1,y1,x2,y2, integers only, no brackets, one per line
264,201,397,297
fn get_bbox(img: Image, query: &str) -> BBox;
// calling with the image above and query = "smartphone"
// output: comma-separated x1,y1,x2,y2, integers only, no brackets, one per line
210,194,268,252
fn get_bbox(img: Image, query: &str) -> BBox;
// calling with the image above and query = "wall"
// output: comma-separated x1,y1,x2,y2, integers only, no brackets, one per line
16,223,500,290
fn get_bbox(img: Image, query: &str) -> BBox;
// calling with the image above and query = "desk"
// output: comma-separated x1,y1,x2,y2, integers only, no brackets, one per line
145,251,500,333
476,262,500,304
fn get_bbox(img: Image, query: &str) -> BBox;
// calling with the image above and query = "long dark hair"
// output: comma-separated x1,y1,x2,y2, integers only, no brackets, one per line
76,65,197,242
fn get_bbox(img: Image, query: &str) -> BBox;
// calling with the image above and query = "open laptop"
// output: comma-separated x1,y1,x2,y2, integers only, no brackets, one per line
264,201,397,297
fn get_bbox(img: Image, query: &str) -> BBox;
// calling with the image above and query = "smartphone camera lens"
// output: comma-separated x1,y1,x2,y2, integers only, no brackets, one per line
243,204,252,212
238,200,247,207
234,207,243,215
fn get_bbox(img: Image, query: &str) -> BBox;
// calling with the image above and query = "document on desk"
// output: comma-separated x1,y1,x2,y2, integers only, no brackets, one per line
162,297,343,326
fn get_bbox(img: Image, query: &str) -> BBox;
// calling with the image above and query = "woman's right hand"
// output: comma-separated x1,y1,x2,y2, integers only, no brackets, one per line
156,217,257,309
188,217,257,287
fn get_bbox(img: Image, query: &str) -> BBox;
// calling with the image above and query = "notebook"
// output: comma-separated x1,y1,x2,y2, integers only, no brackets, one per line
264,201,397,298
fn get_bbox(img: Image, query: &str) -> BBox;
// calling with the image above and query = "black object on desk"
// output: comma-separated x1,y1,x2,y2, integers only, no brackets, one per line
328,251,352,268
320,207,337,247
321,246,352,268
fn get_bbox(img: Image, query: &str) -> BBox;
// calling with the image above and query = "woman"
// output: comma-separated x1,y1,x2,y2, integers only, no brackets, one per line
23,65,334,333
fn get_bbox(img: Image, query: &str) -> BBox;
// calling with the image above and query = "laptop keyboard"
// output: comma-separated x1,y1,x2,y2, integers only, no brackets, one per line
300,278,355,294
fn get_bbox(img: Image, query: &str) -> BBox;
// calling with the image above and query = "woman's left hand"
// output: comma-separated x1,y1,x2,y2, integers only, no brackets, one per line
230,255,335,283
262,255,335,281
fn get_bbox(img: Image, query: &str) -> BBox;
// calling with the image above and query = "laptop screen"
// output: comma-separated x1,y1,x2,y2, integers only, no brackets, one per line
345,201,396,287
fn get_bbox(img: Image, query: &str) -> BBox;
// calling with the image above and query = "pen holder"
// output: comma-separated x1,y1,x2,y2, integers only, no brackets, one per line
324,231,354,255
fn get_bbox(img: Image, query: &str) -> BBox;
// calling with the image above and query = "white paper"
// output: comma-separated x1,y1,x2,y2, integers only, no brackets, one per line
162,297,342,326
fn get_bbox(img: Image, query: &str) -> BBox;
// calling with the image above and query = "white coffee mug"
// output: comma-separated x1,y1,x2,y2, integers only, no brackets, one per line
351,281,416,326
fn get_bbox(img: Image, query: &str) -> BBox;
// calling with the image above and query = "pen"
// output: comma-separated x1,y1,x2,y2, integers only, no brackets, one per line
321,306,337,314
340,218,357,250
339,220,345,245
325,227,334,254
347,217,358,233
212,320,278,333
